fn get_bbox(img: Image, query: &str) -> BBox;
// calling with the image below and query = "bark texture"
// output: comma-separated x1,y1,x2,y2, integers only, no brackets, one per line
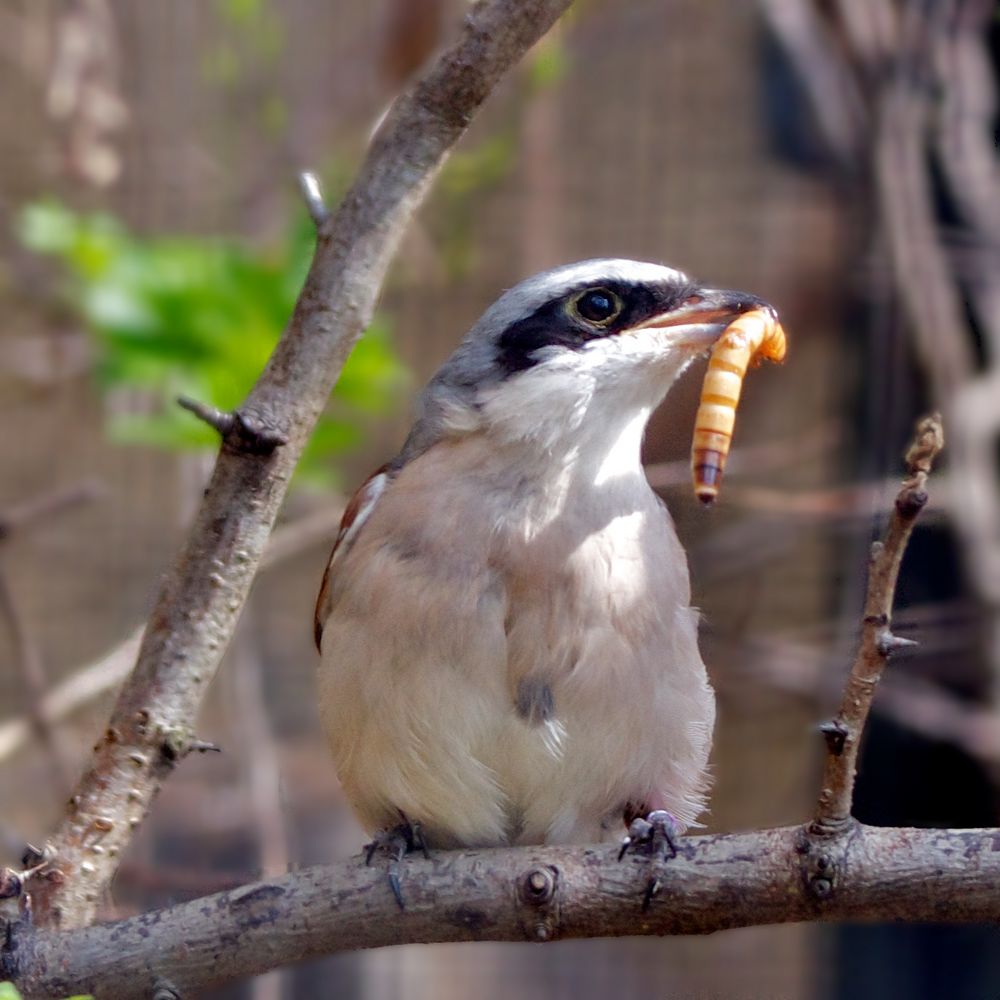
8,823,1000,999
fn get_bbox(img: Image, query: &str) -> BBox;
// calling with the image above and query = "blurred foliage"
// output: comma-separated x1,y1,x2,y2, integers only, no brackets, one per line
16,199,407,489
525,30,570,92
432,31,570,279
436,133,517,279
204,0,284,86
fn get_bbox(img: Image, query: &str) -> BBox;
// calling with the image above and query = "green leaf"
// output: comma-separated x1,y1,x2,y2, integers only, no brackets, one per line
15,198,410,487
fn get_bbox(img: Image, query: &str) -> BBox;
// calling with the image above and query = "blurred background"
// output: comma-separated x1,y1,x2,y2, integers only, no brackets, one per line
1,0,999,997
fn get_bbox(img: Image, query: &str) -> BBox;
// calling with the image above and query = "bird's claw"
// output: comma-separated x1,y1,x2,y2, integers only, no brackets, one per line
363,815,429,909
617,809,680,910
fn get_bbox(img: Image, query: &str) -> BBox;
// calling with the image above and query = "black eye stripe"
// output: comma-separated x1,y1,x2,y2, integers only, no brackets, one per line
495,279,699,376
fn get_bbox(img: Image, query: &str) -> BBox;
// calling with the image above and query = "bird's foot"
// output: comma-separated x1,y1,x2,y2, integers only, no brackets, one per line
617,809,680,910
364,815,430,910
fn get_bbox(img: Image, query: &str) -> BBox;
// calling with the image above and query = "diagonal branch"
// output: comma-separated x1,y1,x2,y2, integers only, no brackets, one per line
19,0,575,931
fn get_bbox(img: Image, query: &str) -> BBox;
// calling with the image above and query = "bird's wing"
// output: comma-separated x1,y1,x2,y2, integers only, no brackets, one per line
313,464,392,650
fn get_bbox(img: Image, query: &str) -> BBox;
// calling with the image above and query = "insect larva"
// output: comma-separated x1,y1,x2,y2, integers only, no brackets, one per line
691,307,787,505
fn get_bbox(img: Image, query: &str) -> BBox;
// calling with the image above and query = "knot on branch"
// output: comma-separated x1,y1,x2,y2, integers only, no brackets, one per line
160,727,222,763
798,823,854,901
152,980,182,1000
517,865,560,941
895,488,928,518
177,397,288,456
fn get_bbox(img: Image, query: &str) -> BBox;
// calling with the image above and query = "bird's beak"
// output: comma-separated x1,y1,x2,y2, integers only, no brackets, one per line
631,287,773,350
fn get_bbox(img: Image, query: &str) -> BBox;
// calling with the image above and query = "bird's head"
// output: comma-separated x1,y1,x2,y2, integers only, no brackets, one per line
400,259,767,466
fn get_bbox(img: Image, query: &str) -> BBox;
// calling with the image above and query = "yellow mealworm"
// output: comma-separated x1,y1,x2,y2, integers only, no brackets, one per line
691,307,787,505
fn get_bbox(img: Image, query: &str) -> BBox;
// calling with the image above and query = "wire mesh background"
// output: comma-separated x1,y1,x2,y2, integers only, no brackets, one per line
1,1,998,997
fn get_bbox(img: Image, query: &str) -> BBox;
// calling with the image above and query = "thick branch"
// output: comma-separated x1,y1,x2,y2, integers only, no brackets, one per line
813,415,944,830
8,823,1000,1000
21,0,574,930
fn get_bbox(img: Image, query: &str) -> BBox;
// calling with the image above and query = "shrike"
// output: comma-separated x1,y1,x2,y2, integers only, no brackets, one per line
315,259,766,875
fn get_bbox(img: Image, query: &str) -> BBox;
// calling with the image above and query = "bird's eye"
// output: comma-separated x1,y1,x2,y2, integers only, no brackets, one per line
572,288,622,326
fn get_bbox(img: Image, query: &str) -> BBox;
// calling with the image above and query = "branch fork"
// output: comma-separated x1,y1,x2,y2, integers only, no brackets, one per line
176,397,288,456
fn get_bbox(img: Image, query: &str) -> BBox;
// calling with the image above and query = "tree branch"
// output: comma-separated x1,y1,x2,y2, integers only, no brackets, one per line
8,823,1000,1000
813,414,944,831
18,0,575,930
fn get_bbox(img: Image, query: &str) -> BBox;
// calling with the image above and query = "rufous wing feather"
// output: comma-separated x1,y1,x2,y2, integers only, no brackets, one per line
313,465,392,650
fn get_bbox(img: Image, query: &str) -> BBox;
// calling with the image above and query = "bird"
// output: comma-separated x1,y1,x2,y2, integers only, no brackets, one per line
314,258,767,875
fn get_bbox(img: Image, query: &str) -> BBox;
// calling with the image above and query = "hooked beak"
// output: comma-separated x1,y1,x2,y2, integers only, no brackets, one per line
632,287,773,350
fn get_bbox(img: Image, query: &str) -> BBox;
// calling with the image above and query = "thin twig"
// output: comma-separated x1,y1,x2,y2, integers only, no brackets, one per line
0,482,102,794
0,505,343,768
0,567,71,795
813,414,944,832
757,0,867,168
0,481,103,541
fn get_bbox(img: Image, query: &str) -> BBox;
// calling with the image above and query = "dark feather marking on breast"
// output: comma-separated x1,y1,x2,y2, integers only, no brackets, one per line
515,678,555,725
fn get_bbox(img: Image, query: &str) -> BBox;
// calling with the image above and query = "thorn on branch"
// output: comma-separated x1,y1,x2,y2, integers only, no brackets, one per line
160,730,222,763
876,631,919,657
177,397,288,456
819,720,848,756
298,171,328,227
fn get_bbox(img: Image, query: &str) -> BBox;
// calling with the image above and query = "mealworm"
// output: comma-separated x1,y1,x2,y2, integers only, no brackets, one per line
691,307,787,505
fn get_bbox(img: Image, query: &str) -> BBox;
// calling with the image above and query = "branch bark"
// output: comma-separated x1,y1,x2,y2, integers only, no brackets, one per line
8,823,1000,1000
18,0,574,930
813,414,944,831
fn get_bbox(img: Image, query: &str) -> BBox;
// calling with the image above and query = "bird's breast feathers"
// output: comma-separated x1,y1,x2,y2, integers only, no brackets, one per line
315,438,714,846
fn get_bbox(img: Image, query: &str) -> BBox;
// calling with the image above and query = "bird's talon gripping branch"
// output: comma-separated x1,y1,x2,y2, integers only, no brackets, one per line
618,810,680,910
691,307,787,504
363,817,429,910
